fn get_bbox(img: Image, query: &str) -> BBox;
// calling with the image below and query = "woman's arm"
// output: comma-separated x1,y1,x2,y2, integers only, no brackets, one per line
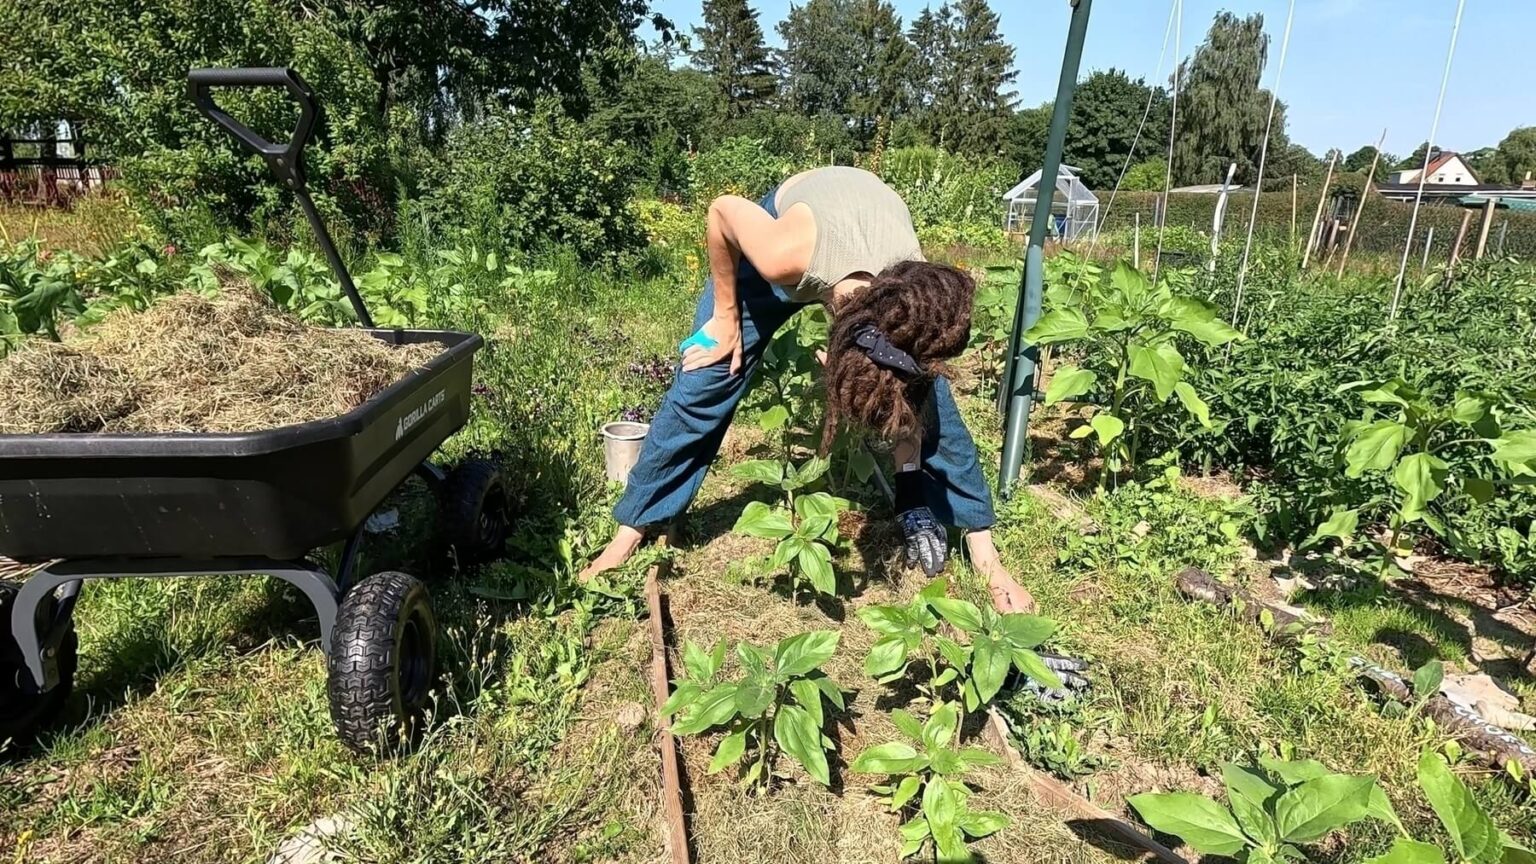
681,195,812,373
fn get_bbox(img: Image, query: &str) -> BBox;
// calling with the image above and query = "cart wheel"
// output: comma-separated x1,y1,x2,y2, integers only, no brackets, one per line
327,571,437,754
1,582,78,746
439,459,510,565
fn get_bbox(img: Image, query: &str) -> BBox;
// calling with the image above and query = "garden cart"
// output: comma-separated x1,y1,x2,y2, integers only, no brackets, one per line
0,67,509,753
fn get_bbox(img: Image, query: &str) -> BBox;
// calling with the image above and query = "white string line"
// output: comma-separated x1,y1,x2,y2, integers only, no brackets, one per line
1088,0,1178,260
1231,0,1296,326
1152,0,1182,287
1390,0,1467,321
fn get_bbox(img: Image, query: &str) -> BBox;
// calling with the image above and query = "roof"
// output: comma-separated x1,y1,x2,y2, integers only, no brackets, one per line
1377,182,1536,198
1396,150,1480,183
1002,165,1089,201
1170,184,1246,194
1460,195,1536,213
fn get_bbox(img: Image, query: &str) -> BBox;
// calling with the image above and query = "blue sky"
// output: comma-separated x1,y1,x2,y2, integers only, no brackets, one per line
647,0,1535,160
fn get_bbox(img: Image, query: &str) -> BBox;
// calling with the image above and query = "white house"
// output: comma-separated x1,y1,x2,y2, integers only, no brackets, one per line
1387,150,1479,186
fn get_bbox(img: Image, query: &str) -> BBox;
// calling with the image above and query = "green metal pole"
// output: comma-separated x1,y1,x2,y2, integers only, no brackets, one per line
997,0,1093,497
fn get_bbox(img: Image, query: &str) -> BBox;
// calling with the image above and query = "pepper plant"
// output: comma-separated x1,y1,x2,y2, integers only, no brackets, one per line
664,631,846,788
1304,379,1536,578
860,578,1063,714
1025,259,1240,482
1128,756,1397,863
851,701,1010,862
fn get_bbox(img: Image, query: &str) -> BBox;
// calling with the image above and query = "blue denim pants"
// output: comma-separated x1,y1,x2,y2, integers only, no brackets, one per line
613,190,997,531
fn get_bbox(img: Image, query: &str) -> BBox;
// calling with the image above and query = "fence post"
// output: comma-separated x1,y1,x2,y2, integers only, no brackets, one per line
1474,196,1497,259
1449,209,1474,269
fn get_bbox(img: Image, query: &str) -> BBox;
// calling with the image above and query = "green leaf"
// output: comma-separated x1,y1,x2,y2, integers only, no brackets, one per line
1363,838,1447,864
1491,431,1536,475
971,635,1012,705
1127,792,1249,856
661,681,702,718
1172,312,1243,347
848,446,878,484
1024,307,1091,344
959,809,1010,839
790,456,831,490
734,672,776,719
708,728,748,774
1366,784,1405,834
859,605,915,636
789,677,825,728
923,702,960,751
998,613,1057,649
934,636,972,670
795,541,837,595
757,404,790,432
809,671,845,710
959,747,1004,768
1395,453,1450,522
1303,509,1360,549
795,491,842,522
774,703,830,786
1222,763,1281,847
891,775,922,809
1412,660,1445,699
1452,394,1490,425
923,775,961,830
1128,342,1185,402
1090,413,1126,446
1274,773,1376,843
1044,365,1097,405
1260,757,1333,787
1463,476,1497,504
683,640,724,681
734,501,794,539
772,537,805,568
852,741,926,774
799,515,834,541
1418,751,1503,864
1175,381,1213,429
1011,648,1065,691
774,630,840,679
866,633,911,678
899,814,931,854
672,683,741,735
732,459,785,486
1110,259,1151,304
891,708,925,741
1345,421,1411,478
928,597,985,634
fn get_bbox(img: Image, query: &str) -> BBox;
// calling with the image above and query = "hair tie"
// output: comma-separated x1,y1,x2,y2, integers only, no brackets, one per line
852,323,920,377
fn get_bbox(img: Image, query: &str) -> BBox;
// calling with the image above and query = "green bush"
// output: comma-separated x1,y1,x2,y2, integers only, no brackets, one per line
688,136,797,205
417,103,643,264
876,146,1015,232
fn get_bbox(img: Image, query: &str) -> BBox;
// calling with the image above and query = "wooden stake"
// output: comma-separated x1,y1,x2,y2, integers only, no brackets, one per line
1449,208,1474,268
1497,218,1509,256
1133,212,1141,269
1337,129,1387,277
1422,226,1435,269
1301,152,1338,269
1474,196,1498,259
645,553,692,864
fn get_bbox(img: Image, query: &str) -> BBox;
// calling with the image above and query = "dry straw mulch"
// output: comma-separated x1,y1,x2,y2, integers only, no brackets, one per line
0,286,437,434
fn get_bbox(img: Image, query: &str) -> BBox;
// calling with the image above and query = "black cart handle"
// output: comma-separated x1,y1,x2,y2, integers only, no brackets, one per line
187,67,375,328
189,67,317,191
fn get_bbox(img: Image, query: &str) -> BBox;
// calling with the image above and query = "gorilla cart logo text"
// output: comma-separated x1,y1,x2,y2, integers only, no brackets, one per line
395,390,446,441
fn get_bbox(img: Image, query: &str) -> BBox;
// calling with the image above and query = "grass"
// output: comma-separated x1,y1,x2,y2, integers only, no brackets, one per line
2,212,1533,862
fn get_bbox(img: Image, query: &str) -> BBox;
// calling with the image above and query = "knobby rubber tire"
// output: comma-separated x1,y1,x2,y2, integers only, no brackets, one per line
327,571,437,754
0,582,78,746
439,459,510,566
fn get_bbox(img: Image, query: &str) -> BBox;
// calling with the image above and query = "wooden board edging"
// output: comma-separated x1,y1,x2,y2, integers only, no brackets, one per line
645,555,692,864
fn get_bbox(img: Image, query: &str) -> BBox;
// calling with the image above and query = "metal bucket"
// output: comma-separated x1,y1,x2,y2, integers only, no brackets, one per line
601,421,650,486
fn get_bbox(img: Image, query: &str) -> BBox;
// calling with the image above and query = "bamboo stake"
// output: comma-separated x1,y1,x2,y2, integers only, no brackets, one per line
1337,129,1387,277
1422,226,1435,269
1133,212,1141,269
1474,196,1498,259
1301,151,1338,269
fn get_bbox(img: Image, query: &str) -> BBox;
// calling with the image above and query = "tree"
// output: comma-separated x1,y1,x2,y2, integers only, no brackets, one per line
691,0,777,118
1398,141,1437,169
1490,126,1536,186
1121,157,1167,191
586,43,726,195
847,1,916,147
1170,11,1279,186
778,0,858,119
1063,69,1170,189
1006,104,1052,175
1343,144,1391,173
920,0,1016,157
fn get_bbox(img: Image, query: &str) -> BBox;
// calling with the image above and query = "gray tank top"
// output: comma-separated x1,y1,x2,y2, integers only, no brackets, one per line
775,167,924,303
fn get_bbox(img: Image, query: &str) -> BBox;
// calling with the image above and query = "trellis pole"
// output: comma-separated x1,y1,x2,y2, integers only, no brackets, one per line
1301,152,1337,270
997,0,1093,497
1337,129,1387,278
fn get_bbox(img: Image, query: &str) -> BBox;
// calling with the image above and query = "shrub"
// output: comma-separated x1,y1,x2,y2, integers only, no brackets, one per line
418,102,643,264
688,136,796,205
876,146,1016,232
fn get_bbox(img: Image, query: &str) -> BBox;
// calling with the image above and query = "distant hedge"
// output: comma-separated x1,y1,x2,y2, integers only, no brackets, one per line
1098,190,1536,260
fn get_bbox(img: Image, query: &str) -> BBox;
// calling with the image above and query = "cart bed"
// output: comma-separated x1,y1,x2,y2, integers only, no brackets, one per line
0,329,483,560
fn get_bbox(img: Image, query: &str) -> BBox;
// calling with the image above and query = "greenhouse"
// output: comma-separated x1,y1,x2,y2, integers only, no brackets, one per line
1001,164,1100,241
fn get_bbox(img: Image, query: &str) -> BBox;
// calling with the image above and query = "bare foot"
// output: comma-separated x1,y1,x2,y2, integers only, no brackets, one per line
578,525,645,582
965,531,1037,614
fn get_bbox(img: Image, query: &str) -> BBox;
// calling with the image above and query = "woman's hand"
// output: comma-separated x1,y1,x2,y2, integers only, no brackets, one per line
681,313,744,374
